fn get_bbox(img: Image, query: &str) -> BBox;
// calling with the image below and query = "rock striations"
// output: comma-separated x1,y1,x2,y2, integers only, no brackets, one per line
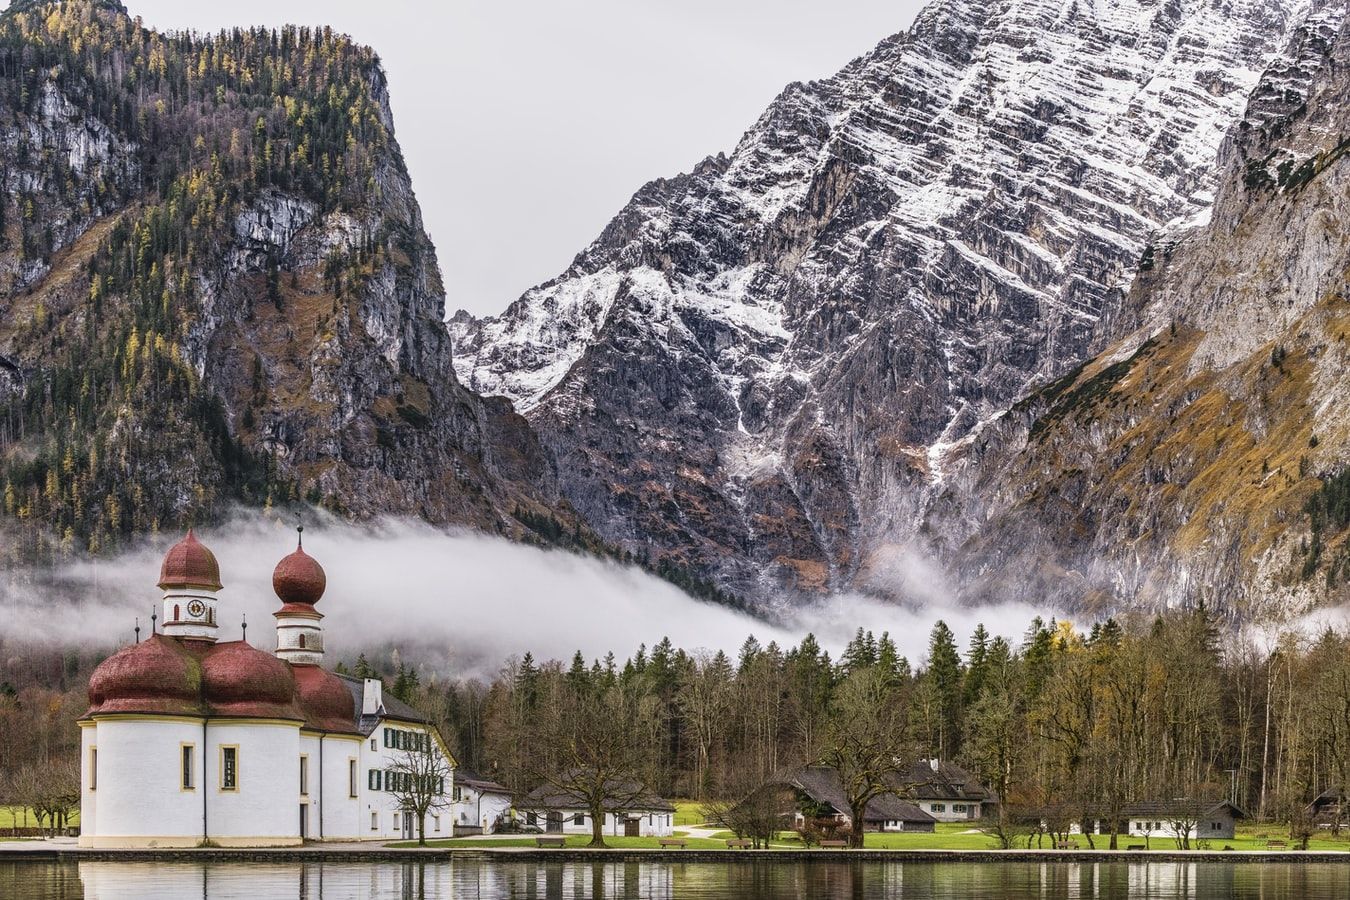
0,0,569,559
935,0,1350,620
452,0,1317,608
11,0,1350,621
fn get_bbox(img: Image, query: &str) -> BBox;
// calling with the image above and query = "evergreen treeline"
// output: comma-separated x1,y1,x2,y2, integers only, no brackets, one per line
373,609,1350,831
10,608,1350,835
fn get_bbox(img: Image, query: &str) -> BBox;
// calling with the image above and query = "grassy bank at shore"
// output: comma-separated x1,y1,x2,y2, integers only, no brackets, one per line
390,822,1350,852
0,806,79,830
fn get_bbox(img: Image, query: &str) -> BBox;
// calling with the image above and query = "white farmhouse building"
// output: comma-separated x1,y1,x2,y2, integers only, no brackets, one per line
78,530,455,847
518,778,674,837
1121,800,1245,842
452,770,513,835
895,759,996,822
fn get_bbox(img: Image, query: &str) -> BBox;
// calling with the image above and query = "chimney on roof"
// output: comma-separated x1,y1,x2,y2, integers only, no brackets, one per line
362,677,384,716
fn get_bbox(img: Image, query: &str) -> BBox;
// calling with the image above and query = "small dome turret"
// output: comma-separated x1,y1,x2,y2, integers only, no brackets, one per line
272,529,326,606
158,529,222,591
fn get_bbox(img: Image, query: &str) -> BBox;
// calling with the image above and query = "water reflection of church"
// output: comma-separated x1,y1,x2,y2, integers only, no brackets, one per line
74,859,679,899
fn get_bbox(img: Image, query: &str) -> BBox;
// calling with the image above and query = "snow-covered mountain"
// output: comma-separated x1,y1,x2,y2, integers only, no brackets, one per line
451,0,1314,606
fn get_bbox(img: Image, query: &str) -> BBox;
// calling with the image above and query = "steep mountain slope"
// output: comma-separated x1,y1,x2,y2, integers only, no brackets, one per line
934,1,1350,619
0,0,568,559
452,0,1309,605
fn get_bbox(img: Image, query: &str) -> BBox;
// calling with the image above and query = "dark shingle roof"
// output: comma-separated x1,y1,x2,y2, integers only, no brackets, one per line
1122,800,1246,819
457,769,511,796
892,760,994,802
336,674,429,735
789,766,935,824
520,773,674,813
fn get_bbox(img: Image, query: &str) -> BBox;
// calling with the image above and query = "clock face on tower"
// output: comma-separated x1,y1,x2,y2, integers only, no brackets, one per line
186,599,206,618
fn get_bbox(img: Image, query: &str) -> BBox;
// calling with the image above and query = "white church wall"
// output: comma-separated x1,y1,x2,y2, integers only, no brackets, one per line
78,723,96,839
203,721,302,845
80,718,205,847
315,733,364,839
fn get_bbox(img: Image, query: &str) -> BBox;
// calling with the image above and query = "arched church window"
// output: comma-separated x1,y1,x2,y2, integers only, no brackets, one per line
299,634,306,649
173,604,180,621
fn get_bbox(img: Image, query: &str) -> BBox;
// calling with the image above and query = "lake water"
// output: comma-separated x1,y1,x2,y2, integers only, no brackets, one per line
4,857,1350,899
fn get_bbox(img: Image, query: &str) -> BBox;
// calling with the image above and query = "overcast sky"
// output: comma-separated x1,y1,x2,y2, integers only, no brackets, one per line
33,1,928,316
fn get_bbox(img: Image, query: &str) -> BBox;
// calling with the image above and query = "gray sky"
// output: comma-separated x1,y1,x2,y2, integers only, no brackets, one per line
51,1,927,317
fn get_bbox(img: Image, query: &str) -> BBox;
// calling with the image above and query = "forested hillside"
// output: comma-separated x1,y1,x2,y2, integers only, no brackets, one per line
0,0,569,563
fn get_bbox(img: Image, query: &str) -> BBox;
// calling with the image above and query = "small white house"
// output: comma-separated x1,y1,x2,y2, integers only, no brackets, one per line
1122,801,1245,841
453,770,513,835
518,777,674,837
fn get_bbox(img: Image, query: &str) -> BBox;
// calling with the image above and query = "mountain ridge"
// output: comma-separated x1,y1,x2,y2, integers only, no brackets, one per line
451,0,1312,610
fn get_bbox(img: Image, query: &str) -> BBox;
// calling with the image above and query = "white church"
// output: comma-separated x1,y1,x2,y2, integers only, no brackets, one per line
78,529,456,847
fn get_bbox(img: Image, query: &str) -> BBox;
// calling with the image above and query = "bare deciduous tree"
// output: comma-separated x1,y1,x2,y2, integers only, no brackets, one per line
821,667,909,848
385,734,454,846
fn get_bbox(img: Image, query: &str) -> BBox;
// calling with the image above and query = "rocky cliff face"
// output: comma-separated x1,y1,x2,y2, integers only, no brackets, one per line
0,0,567,558
452,0,1311,606
934,0,1350,620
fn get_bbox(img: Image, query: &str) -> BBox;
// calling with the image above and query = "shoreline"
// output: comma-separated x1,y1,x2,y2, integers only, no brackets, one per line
6,844,1350,864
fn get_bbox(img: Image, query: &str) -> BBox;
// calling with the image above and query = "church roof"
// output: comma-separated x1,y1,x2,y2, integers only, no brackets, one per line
85,634,361,733
273,538,326,606
158,529,223,591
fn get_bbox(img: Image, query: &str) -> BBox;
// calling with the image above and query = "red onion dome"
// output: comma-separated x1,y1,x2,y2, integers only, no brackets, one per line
201,641,303,720
273,537,326,606
292,665,359,734
158,529,223,591
86,635,205,717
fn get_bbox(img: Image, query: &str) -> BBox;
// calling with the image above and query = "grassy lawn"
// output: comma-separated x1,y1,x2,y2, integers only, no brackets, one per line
388,833,728,850
0,806,79,829
672,800,707,827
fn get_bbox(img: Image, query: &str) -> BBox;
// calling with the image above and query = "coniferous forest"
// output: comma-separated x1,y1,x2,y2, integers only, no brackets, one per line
8,609,1350,841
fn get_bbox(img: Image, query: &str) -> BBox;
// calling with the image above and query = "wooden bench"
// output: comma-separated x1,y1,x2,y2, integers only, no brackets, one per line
1055,841,1080,850
658,838,688,848
1266,840,1288,849
535,835,566,848
820,839,849,848
726,839,753,849
1126,844,1146,851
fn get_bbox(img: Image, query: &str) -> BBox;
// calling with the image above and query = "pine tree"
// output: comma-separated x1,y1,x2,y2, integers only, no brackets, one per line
353,652,375,679
926,620,964,758
965,623,991,704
